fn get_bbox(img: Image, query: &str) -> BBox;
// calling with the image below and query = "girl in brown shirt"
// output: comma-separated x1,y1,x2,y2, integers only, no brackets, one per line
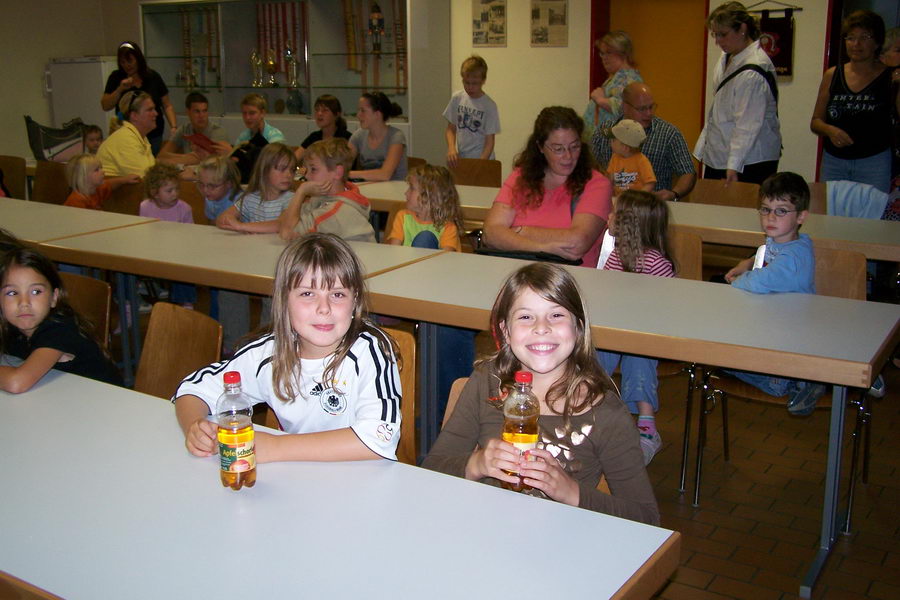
423,263,659,525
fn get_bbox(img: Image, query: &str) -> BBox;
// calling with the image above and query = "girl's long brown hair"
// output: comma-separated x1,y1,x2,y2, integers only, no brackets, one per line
269,233,396,404
479,263,612,416
241,143,296,203
613,190,674,274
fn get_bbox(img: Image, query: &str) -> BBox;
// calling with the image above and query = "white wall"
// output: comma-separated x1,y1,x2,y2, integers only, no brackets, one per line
703,1,828,180
0,0,105,158
449,0,592,179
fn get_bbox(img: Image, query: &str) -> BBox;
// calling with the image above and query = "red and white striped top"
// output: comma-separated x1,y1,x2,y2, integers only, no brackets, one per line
603,248,675,277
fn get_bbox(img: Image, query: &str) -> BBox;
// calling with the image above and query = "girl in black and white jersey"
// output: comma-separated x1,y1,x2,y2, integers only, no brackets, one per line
175,233,402,462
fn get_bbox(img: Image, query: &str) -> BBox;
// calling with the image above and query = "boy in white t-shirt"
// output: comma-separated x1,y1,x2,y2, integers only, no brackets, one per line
442,55,500,167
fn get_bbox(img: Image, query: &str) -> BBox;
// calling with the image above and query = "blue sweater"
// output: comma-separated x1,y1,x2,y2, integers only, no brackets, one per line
732,233,815,294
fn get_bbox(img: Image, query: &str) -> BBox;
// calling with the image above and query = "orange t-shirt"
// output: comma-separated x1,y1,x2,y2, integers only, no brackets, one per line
64,182,112,210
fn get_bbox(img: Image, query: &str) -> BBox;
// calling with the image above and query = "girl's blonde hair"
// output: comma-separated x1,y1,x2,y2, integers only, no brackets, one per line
269,233,397,404
66,153,102,195
481,263,613,417
242,143,296,202
613,190,674,274
407,164,463,231
197,156,241,192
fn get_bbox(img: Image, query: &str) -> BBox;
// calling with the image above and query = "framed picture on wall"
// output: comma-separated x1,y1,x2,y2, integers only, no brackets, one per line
473,0,507,48
530,0,568,47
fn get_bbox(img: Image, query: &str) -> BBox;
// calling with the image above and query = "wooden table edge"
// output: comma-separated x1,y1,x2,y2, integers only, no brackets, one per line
37,218,159,243
0,570,63,600
365,248,450,279
611,531,681,600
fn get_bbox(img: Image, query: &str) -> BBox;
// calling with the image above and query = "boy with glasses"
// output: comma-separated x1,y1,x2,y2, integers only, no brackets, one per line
724,172,824,414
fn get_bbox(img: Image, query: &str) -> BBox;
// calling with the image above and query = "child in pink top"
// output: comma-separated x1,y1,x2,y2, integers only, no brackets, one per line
139,164,196,308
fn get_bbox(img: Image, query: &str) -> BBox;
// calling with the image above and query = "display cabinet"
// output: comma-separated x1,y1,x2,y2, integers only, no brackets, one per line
140,0,450,161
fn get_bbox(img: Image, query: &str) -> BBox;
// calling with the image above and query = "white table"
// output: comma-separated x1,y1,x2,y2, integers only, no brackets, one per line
38,221,443,295
669,202,900,262
0,197,156,243
1,371,680,600
365,251,900,598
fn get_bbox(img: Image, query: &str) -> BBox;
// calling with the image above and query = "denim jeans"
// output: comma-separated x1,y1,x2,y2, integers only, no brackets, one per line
597,351,659,413
724,369,795,397
821,149,891,193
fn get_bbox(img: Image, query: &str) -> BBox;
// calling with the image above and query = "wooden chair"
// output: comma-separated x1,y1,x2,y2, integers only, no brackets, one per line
31,161,69,205
383,326,417,465
443,376,611,494
104,181,144,215
179,180,207,224
691,246,869,511
807,181,827,215
683,178,760,209
449,158,502,188
0,155,27,199
134,303,222,399
407,156,427,170
59,272,111,350
684,179,762,271
264,326,417,463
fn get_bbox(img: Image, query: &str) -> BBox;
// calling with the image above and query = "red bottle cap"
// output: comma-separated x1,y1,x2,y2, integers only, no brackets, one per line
514,371,533,383
223,371,241,384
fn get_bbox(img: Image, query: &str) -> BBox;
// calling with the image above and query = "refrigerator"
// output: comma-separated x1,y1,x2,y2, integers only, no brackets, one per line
46,56,119,137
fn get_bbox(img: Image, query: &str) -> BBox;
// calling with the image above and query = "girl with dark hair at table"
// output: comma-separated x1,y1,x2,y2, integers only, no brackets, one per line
100,41,177,155
349,92,408,182
0,248,121,393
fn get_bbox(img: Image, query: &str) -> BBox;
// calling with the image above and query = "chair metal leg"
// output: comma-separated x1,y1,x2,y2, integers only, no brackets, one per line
841,389,867,535
862,393,872,484
678,363,697,493
721,390,730,462
693,369,713,507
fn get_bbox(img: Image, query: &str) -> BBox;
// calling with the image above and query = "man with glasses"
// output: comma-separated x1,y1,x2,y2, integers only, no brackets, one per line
590,83,695,202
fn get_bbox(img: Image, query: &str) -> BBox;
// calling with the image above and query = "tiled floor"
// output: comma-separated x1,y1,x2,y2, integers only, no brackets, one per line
649,361,900,599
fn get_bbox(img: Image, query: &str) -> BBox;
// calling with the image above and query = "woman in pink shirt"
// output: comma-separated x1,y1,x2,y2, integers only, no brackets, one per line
483,106,611,267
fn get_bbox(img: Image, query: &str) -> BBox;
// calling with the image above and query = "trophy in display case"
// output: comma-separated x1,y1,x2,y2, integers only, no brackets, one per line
265,48,278,86
284,43,300,88
249,49,263,87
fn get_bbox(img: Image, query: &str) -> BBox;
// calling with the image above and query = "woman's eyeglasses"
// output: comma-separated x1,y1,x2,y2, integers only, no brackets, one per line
543,142,582,156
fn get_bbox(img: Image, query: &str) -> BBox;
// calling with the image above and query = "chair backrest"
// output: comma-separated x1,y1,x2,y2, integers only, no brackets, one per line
813,245,867,301
104,181,144,215
178,180,206,224
382,326,417,465
668,229,703,281
443,377,469,429
807,181,827,215
0,155,26,199
59,272,111,350
407,156,427,170
684,178,760,209
31,161,69,205
134,303,223,399
449,158,502,188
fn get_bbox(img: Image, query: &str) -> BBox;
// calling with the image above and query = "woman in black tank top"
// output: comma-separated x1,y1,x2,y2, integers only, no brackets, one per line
811,10,892,192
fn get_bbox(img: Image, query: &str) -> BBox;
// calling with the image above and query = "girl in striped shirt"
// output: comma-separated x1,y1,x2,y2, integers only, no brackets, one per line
596,190,674,464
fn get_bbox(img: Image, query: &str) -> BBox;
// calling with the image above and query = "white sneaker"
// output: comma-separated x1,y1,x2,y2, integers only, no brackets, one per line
639,431,662,465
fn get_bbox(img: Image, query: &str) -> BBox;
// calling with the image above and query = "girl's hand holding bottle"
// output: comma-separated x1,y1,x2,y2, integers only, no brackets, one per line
464,438,522,486
184,418,218,457
516,447,581,507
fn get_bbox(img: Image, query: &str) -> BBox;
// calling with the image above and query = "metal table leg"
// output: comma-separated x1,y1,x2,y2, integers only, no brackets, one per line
800,384,847,598
416,321,438,464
